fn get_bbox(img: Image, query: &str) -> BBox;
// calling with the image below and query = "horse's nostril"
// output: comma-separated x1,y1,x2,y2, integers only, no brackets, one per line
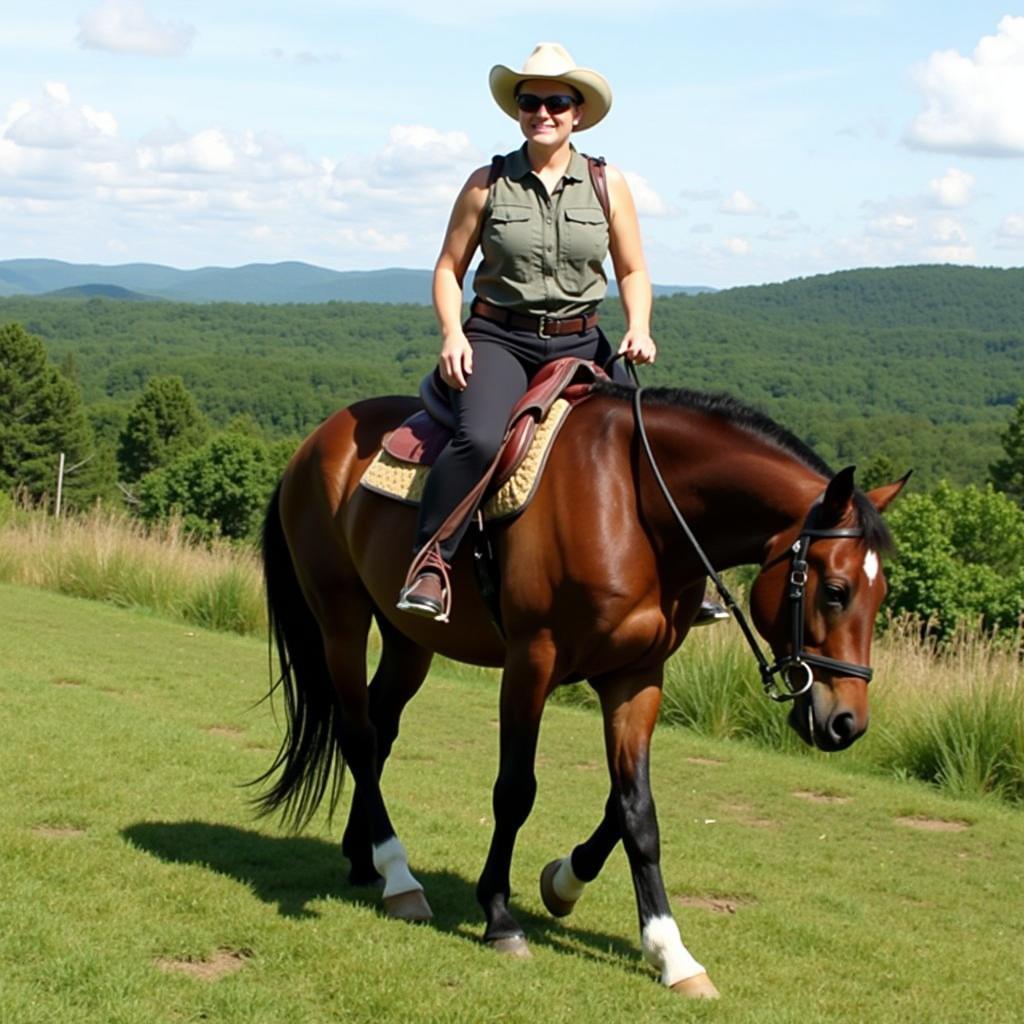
830,711,857,744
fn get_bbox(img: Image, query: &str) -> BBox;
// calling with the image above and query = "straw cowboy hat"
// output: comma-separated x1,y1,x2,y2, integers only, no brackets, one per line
489,43,612,132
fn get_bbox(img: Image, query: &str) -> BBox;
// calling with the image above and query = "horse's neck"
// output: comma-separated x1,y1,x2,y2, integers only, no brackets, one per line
641,404,826,568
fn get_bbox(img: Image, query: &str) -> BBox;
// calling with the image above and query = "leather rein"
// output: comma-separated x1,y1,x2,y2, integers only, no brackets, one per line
630,385,874,702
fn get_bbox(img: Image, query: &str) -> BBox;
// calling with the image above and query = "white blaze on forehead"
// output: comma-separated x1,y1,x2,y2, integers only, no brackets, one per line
863,550,879,586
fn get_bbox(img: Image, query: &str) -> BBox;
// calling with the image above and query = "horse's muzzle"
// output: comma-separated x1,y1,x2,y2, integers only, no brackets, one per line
787,682,868,752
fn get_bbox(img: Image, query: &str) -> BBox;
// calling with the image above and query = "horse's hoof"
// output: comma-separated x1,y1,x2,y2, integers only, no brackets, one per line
670,972,720,999
487,935,532,959
383,888,433,922
539,859,576,918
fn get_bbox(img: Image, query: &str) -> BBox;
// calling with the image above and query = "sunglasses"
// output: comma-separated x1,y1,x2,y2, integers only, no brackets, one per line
514,93,578,115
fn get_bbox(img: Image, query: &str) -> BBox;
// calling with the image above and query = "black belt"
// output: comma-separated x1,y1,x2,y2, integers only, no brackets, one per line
471,299,598,338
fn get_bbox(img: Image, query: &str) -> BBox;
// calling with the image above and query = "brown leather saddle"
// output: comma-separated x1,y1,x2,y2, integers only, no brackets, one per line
383,355,607,493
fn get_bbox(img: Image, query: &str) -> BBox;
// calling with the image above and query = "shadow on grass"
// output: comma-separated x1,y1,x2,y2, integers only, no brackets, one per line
122,820,638,969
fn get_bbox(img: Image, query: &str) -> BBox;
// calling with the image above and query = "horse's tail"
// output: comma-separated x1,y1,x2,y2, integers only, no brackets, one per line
252,479,345,829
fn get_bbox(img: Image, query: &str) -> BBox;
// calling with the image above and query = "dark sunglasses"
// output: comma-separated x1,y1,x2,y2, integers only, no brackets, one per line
514,93,578,115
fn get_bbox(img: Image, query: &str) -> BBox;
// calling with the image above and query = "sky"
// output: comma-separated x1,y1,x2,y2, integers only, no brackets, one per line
2,1,1023,288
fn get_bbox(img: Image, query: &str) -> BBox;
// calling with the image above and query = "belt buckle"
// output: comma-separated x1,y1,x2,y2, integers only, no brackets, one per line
537,315,552,339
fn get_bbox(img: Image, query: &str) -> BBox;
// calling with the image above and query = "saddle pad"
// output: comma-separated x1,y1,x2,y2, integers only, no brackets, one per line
360,397,573,521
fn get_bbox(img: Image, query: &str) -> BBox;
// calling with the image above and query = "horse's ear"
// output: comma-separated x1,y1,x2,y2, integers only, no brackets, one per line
820,466,857,526
865,470,912,513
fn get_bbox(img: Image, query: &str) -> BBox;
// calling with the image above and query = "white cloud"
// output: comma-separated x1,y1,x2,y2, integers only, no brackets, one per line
999,213,1024,238
1,83,118,152
906,15,1024,156
724,236,751,255
866,213,916,238
622,171,673,217
373,124,477,181
77,0,195,57
720,189,760,215
931,216,967,244
928,167,975,208
139,128,236,174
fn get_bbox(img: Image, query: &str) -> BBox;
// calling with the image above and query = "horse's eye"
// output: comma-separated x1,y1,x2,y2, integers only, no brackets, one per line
824,583,847,609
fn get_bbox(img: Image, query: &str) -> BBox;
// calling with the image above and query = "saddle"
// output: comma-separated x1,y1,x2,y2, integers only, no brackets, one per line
382,356,604,490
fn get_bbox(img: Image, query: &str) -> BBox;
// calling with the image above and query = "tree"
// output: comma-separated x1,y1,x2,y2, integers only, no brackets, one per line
989,398,1024,507
117,376,208,482
884,481,1024,639
0,322,92,503
136,433,281,540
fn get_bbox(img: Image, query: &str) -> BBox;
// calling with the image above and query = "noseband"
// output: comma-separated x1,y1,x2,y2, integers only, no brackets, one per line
631,386,874,703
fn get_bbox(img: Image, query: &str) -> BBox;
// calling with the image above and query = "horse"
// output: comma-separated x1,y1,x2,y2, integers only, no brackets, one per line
257,376,907,999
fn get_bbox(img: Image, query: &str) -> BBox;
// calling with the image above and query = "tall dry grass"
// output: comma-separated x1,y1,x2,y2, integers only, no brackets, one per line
2,505,1021,804
0,505,265,636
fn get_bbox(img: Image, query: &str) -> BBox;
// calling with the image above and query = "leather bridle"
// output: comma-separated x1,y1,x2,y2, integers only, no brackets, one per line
630,386,874,703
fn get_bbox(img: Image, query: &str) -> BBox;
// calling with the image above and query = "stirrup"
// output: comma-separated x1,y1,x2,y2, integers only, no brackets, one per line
693,599,729,627
397,546,452,623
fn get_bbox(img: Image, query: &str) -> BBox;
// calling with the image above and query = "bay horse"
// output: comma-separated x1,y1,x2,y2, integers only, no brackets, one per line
257,377,906,999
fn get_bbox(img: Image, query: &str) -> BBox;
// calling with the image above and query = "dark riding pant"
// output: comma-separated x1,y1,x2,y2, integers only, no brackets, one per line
414,315,631,562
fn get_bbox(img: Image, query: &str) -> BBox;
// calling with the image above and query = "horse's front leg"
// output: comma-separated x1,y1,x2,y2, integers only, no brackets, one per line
597,672,719,999
539,791,619,917
476,644,553,957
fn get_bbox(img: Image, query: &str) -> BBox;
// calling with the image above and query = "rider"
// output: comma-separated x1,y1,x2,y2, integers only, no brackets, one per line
398,42,726,628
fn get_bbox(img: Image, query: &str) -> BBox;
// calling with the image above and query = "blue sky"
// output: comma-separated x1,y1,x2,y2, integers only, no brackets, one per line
2,2,1023,287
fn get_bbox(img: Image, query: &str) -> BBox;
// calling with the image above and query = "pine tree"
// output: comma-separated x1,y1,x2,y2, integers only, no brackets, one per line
989,399,1024,507
0,322,92,503
117,376,209,482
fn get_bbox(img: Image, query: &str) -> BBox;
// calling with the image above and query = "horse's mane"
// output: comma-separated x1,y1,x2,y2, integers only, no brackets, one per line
592,380,893,553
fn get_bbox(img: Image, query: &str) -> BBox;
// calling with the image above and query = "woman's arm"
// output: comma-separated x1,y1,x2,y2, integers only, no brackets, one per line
606,166,656,365
433,166,490,389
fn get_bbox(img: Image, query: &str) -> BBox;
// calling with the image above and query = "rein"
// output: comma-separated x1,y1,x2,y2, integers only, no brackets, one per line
629,385,874,702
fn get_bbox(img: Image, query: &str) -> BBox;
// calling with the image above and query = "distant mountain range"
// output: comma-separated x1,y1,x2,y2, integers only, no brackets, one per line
0,259,714,305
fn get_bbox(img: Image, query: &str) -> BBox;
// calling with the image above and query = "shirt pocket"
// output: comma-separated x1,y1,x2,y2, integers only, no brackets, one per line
557,206,609,295
482,203,535,283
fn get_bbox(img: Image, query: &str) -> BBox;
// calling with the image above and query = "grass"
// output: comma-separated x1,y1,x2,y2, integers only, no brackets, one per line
2,582,1024,1023
3,505,1024,805
0,505,265,637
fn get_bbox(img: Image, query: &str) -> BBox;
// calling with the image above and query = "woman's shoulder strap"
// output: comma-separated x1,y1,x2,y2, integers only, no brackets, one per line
584,155,610,222
487,154,506,186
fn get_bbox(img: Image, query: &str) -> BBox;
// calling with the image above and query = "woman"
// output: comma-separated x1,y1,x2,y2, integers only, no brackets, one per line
396,43,659,620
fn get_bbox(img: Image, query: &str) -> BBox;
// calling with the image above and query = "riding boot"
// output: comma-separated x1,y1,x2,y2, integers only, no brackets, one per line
397,547,452,622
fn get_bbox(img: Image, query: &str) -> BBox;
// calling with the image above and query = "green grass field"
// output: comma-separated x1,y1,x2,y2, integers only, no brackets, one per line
2,582,1022,1024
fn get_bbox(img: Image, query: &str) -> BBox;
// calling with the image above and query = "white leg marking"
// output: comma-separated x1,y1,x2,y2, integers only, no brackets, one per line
371,837,423,898
642,915,706,987
863,549,879,586
552,856,587,902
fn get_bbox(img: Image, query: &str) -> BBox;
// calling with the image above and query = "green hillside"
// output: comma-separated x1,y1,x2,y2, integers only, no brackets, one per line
2,263,1022,484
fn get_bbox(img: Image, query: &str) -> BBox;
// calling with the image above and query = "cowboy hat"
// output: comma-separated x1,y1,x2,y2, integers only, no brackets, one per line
489,43,612,132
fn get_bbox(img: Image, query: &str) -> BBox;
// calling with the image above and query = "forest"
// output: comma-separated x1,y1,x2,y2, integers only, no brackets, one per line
3,262,1024,638
3,263,1021,488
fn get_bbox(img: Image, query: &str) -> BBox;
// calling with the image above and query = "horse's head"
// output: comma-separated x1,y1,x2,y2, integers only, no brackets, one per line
748,467,908,752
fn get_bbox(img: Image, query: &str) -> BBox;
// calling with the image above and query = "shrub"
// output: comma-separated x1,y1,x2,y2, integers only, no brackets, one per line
884,482,1024,639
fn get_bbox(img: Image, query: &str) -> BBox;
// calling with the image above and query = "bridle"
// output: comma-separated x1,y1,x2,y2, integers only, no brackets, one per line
630,386,874,702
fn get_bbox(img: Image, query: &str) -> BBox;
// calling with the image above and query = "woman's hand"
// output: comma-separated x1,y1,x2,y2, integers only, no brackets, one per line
439,331,474,390
618,329,657,365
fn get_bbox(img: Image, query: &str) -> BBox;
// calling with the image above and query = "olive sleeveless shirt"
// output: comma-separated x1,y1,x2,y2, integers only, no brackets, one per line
473,144,609,319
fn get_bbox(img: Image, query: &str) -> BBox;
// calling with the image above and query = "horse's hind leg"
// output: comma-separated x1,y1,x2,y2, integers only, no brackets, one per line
312,584,431,921
341,614,433,886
